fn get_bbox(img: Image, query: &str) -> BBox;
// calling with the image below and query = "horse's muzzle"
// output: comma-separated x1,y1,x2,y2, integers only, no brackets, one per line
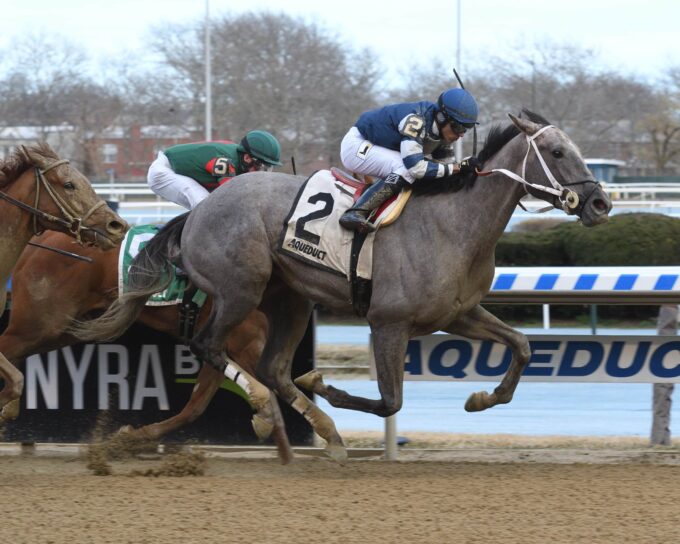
579,184,612,227
79,217,128,250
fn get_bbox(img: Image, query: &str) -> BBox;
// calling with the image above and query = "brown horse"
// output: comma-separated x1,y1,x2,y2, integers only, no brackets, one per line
0,143,127,423
0,229,294,463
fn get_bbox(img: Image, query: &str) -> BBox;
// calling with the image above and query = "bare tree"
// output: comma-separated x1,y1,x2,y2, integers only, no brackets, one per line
1,25,677,178
393,41,661,170
636,67,680,174
0,34,88,125
146,11,380,172
0,34,123,176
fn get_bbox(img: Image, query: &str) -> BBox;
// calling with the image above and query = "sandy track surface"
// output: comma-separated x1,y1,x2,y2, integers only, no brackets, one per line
3,445,680,544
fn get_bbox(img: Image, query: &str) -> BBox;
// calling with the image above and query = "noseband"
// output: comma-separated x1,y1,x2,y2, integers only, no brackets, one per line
555,178,603,216
0,159,106,244
478,125,603,214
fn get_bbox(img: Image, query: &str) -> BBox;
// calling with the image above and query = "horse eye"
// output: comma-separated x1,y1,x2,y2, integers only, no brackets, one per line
552,150,563,158
64,182,75,190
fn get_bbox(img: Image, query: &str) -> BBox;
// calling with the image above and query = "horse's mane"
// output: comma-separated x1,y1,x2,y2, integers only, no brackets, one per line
412,109,552,196
0,142,58,188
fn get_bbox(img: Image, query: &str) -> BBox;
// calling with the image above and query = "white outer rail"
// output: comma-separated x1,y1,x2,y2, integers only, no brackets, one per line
485,266,680,304
93,182,680,225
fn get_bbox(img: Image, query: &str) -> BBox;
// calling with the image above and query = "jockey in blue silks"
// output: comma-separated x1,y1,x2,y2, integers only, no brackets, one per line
339,88,481,233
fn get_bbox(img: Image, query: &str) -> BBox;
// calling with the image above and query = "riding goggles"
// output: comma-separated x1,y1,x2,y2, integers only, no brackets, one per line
250,158,274,172
448,118,476,135
240,136,276,171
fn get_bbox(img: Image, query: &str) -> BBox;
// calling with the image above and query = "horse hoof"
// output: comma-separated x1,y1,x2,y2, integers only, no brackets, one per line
325,443,348,465
251,415,274,440
464,391,493,412
294,370,324,393
0,399,21,422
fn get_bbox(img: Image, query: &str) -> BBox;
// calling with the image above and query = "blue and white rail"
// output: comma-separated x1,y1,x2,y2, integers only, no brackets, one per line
485,266,680,304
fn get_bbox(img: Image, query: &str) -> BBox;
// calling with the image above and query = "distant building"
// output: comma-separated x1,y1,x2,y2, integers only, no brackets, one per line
0,125,79,162
585,159,626,183
94,125,201,181
0,124,202,182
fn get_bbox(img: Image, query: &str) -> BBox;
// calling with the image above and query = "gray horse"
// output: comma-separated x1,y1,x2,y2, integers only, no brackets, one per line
71,111,612,461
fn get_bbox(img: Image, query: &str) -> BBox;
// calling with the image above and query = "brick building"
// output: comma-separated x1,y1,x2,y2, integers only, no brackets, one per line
94,125,202,181
0,124,202,182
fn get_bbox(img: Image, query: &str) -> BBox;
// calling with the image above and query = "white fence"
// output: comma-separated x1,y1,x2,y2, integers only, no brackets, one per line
94,182,680,226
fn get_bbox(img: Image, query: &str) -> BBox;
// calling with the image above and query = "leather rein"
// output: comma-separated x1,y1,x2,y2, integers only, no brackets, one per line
0,159,106,245
474,125,602,214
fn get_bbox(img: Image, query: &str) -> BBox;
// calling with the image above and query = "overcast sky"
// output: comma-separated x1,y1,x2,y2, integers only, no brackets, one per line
2,0,679,85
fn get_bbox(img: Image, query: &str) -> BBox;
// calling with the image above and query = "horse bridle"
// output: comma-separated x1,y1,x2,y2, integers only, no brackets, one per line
477,125,603,215
0,158,107,244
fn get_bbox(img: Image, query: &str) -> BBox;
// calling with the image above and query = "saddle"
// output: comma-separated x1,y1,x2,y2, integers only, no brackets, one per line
330,167,412,228
331,167,415,316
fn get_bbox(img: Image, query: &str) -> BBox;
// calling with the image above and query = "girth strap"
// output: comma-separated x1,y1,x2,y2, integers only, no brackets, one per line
349,231,372,317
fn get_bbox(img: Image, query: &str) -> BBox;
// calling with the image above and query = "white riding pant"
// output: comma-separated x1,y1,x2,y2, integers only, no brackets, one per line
147,151,210,210
340,127,415,184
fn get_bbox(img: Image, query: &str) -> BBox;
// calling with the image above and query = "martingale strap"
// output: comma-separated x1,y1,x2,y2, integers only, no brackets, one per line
178,284,201,344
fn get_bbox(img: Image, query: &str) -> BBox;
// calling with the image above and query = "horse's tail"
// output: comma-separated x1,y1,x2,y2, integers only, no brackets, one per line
68,212,189,342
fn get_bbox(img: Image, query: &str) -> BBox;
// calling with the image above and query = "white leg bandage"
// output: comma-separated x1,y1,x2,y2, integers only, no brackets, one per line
223,356,269,408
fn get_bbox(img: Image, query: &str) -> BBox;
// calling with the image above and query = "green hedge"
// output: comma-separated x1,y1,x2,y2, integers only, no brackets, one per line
496,213,680,266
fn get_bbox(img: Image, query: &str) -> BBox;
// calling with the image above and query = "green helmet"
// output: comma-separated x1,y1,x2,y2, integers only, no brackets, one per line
239,130,282,166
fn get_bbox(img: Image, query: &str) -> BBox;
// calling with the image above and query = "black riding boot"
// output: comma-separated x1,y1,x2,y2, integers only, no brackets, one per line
339,173,408,233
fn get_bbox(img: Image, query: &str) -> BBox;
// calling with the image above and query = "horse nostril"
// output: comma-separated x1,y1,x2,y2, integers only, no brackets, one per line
592,198,609,212
108,220,127,234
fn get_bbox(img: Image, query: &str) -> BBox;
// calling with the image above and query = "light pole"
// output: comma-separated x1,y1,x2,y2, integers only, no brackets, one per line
204,0,212,141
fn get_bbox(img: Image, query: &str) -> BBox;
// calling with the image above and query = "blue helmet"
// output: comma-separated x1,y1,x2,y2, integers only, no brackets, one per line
437,88,479,126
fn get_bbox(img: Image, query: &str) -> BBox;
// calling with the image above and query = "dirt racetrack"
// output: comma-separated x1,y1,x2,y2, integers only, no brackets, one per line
3,444,680,544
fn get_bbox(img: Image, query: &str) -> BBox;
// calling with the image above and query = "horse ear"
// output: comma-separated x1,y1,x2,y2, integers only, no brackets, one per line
20,144,49,170
508,113,541,136
18,145,31,163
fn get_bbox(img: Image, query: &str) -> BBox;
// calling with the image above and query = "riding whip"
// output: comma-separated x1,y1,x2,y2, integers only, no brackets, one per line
452,68,478,157
27,241,93,263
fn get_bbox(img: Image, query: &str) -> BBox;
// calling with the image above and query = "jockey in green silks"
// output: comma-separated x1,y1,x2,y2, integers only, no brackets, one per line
147,130,283,210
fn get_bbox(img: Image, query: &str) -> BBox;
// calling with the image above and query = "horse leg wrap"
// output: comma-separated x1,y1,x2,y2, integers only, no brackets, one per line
290,393,347,463
251,414,275,440
223,357,269,410
294,370,327,395
0,398,21,423
291,394,340,443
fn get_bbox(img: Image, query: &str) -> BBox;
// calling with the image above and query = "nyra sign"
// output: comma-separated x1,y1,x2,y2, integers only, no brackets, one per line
1,320,314,444
368,334,680,383
23,344,201,411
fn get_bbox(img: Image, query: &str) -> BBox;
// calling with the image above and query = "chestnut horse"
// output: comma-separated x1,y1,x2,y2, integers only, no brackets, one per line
0,230,293,463
0,143,127,423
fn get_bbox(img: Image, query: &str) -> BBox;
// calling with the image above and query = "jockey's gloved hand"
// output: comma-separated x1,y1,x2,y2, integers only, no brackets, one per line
459,156,482,176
